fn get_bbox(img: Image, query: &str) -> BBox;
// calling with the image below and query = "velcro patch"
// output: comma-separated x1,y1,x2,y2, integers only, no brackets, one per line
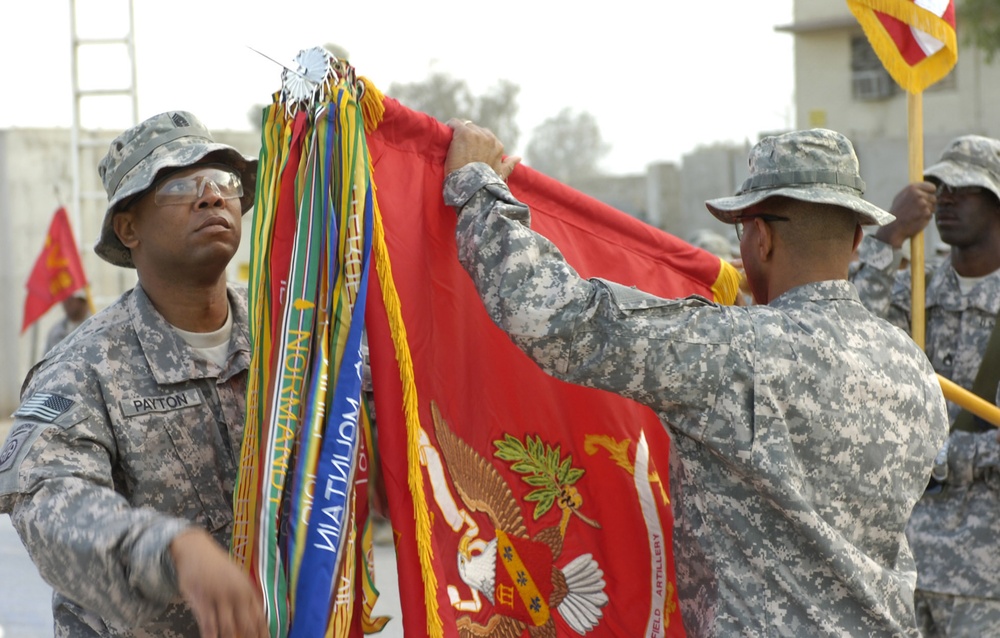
0,422,43,474
120,389,202,417
13,393,76,422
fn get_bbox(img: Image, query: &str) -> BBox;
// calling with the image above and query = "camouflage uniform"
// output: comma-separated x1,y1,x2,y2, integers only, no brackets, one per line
0,284,249,636
0,110,257,637
851,137,1000,636
445,130,948,637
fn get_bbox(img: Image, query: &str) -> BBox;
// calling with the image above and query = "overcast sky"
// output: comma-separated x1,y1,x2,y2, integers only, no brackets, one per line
0,0,795,175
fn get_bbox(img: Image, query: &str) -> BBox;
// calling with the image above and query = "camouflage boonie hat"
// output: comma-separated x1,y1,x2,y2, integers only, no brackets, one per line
95,111,258,268
705,128,894,227
924,135,1000,203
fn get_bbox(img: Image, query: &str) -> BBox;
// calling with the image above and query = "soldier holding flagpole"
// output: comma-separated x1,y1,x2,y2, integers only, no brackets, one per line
847,3,1000,633
853,135,1000,636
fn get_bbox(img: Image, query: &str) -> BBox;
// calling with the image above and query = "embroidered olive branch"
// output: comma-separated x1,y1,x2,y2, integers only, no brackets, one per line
494,434,599,532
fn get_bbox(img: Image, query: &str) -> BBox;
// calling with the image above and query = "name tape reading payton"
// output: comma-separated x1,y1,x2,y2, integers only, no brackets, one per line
120,389,203,417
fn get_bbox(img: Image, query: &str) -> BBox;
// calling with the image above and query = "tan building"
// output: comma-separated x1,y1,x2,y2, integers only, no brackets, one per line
579,1,1000,266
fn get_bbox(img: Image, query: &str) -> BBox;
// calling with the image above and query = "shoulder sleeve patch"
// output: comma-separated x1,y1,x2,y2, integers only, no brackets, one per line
0,422,47,484
13,393,76,423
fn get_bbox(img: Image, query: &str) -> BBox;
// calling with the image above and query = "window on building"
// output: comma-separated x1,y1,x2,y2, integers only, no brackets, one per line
851,35,897,101
850,34,957,100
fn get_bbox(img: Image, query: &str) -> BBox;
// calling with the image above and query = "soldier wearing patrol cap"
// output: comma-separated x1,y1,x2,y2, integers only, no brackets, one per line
853,134,1000,636
0,111,267,637
442,122,948,636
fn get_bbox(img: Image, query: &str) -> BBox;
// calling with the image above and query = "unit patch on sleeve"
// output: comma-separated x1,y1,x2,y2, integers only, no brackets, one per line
0,422,45,476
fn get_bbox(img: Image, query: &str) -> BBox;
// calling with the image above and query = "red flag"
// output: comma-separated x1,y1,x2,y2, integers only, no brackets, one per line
22,207,88,332
848,0,958,92
364,97,735,637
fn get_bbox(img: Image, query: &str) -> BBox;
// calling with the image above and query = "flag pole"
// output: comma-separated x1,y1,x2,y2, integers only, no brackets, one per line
30,324,40,364
908,90,925,350
939,375,1000,427
83,284,96,315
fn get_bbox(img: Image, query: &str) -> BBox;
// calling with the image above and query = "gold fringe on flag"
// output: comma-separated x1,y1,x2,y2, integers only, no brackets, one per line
360,75,444,638
711,259,741,306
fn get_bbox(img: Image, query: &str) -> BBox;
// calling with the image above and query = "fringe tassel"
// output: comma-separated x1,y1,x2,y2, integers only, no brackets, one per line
359,77,386,133
711,258,741,306
369,156,443,637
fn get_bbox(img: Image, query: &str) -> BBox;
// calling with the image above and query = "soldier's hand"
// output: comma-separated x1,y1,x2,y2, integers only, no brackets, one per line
445,119,521,180
729,258,752,306
170,528,268,638
874,182,936,248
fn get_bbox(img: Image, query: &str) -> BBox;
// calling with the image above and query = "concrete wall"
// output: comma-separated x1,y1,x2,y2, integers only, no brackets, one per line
569,143,755,257
0,127,259,416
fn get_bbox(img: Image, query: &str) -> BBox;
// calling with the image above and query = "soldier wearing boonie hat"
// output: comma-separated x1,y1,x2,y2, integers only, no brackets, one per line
442,123,947,635
852,134,1000,637
924,134,1000,200
0,111,268,637
95,110,258,268
704,127,894,226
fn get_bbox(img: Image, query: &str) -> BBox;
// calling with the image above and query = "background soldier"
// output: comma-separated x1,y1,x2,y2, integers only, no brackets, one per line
852,135,1000,637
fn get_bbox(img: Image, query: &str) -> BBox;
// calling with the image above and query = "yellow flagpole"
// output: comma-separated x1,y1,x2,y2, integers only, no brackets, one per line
83,284,96,315
939,375,1000,428
908,91,925,350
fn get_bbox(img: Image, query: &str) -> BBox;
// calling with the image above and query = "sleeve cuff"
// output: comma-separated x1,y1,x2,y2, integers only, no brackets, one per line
858,234,902,272
129,517,196,604
443,162,507,210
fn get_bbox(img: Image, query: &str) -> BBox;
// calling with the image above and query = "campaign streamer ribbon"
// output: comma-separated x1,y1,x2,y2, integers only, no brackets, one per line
234,49,386,638
262,104,325,636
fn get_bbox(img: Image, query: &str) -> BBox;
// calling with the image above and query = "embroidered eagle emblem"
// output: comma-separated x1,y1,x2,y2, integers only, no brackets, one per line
431,402,609,637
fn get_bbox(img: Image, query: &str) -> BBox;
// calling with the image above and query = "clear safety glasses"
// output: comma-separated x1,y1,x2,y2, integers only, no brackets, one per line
934,183,987,199
153,166,243,206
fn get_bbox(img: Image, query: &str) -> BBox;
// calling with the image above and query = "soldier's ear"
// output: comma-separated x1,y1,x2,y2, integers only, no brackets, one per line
113,210,140,250
753,217,774,262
